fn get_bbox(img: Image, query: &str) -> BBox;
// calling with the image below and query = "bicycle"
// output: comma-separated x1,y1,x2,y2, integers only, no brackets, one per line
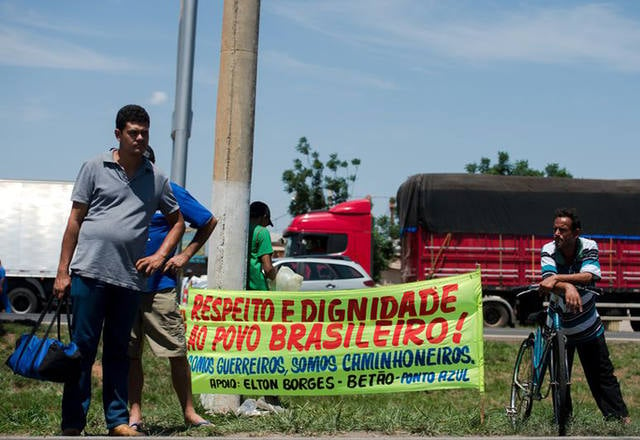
505,285,599,436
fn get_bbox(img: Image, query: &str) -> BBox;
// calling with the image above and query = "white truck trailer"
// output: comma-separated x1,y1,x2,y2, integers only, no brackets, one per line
0,179,73,313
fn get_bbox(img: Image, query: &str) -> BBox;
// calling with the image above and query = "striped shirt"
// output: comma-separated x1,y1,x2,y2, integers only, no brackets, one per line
541,237,603,343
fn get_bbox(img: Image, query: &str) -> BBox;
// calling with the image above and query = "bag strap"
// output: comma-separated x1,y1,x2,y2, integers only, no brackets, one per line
41,297,67,340
27,297,72,372
61,297,73,340
34,295,57,336
54,296,73,341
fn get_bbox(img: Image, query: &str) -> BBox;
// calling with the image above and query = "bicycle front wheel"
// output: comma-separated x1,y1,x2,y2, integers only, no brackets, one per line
508,334,534,429
550,330,570,436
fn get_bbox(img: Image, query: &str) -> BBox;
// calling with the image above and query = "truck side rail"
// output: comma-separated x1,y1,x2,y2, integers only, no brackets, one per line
516,285,640,322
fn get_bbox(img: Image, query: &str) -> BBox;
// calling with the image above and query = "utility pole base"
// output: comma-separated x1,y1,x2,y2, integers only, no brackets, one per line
200,393,241,413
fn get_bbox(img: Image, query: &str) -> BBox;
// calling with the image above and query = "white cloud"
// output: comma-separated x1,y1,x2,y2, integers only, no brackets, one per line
0,2,113,39
0,26,133,71
20,104,52,122
268,2,640,72
263,50,398,91
149,91,169,105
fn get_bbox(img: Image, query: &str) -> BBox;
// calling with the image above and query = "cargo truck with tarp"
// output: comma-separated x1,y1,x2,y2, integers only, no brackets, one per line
396,173,640,330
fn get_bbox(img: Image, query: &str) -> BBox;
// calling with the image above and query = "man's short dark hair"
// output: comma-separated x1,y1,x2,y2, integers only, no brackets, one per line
116,104,150,130
554,208,581,230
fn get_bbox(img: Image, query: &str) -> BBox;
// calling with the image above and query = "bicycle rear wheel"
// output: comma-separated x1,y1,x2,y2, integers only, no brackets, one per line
551,330,570,436
508,335,535,428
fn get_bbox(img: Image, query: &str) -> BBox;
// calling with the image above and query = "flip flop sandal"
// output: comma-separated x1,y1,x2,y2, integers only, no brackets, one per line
129,422,145,432
189,420,213,428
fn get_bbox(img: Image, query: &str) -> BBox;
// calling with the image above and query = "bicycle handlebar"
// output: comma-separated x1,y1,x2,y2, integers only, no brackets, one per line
516,284,602,298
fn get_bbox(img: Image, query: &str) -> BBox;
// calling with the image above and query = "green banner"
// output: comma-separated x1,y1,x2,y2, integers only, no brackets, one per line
185,270,484,395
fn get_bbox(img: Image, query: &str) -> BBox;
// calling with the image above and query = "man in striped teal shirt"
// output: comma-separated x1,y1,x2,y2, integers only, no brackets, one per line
540,208,629,424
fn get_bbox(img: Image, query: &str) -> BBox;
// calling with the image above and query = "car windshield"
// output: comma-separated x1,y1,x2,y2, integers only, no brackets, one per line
284,233,348,256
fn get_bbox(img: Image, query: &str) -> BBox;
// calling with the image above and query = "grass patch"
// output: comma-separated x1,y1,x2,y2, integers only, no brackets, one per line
1,321,637,436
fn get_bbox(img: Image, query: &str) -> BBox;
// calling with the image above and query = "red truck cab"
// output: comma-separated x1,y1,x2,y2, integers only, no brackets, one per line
283,199,373,275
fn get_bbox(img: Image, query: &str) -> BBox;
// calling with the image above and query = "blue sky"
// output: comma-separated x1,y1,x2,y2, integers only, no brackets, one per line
2,1,640,231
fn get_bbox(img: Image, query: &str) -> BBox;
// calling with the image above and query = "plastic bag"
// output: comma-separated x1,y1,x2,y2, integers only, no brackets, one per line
270,266,303,291
190,275,208,289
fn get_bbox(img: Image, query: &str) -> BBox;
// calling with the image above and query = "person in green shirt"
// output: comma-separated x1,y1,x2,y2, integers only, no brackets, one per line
247,201,277,290
246,201,282,409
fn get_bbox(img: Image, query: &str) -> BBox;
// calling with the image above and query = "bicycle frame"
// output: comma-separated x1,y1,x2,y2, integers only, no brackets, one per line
530,295,563,400
508,285,600,435
507,287,575,435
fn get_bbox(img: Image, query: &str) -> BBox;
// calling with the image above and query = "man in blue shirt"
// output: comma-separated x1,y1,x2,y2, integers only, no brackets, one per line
128,146,217,431
540,208,629,425
0,259,10,312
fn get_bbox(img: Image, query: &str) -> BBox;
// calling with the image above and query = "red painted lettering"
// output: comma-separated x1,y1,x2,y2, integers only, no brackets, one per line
426,317,448,343
323,323,343,349
441,284,458,313
403,318,426,345
373,320,392,347
269,324,286,350
379,296,398,319
398,291,417,318
418,288,439,315
191,294,204,321
281,300,295,322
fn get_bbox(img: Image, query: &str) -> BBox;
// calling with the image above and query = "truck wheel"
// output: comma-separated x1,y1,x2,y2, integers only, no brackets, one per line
8,287,40,314
483,302,509,327
631,309,640,332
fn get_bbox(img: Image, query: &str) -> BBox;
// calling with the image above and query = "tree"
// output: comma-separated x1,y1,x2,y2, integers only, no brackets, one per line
372,203,400,282
281,137,400,282
465,151,572,177
282,137,361,216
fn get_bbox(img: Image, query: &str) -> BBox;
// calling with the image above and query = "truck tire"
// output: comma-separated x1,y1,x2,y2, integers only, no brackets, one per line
8,286,40,314
483,301,510,327
631,309,640,332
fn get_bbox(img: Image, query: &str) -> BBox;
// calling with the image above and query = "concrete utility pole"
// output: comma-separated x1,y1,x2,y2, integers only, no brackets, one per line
203,0,260,413
171,0,198,187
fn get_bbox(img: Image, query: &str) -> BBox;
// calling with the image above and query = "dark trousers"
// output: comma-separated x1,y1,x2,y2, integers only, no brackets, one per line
566,333,629,420
61,276,141,431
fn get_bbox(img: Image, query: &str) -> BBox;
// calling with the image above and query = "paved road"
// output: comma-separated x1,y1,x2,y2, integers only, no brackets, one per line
484,319,640,342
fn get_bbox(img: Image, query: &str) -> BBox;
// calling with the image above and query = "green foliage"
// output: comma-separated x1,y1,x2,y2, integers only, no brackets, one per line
544,162,573,178
1,321,637,436
282,137,361,216
372,204,400,282
466,151,572,177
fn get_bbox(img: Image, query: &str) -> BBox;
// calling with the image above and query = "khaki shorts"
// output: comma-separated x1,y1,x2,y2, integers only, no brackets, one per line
129,288,187,358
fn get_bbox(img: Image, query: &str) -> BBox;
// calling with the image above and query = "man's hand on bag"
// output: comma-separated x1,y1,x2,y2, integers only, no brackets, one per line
53,272,71,299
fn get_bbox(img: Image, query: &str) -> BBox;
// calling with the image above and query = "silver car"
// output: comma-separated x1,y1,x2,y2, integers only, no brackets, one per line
273,257,375,291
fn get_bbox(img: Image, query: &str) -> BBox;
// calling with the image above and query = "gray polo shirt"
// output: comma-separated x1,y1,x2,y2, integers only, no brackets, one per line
69,151,179,291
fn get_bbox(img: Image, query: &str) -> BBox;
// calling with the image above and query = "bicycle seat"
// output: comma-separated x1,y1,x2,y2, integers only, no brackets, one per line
527,310,547,326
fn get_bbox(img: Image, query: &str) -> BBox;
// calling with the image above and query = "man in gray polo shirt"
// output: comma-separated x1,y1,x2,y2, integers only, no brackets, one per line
53,104,185,437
